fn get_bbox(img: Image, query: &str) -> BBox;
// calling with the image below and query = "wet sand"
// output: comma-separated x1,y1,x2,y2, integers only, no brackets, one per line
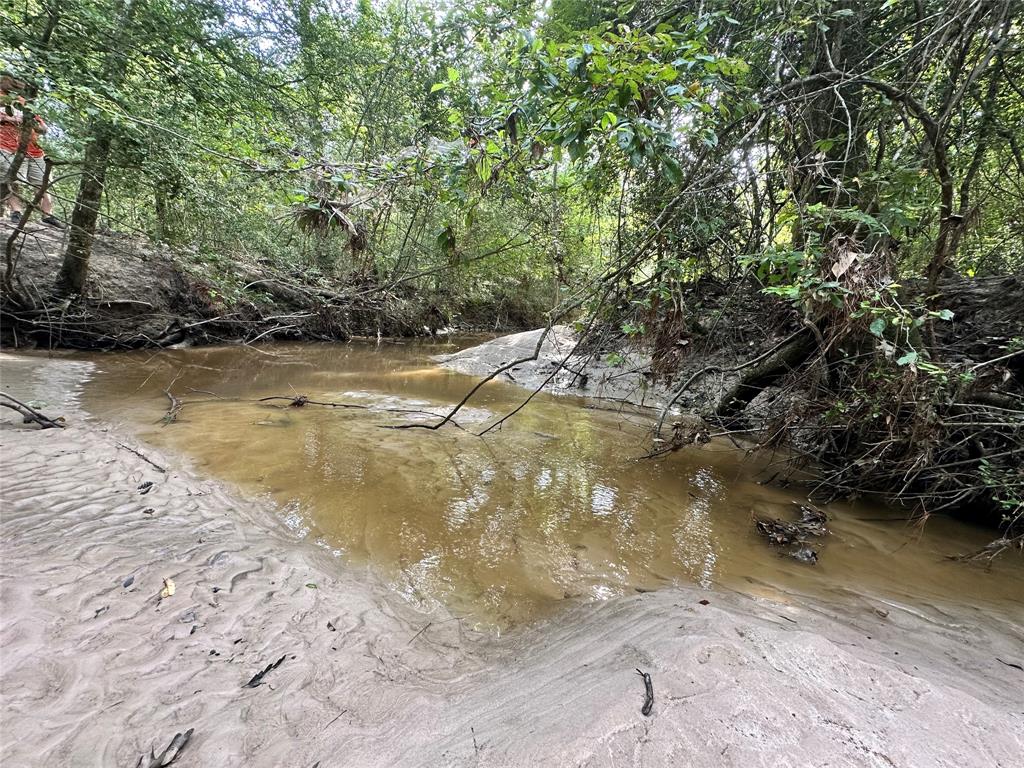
2,353,1023,767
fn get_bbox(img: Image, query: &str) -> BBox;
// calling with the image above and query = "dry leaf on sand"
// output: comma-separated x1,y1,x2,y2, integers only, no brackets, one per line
160,578,176,599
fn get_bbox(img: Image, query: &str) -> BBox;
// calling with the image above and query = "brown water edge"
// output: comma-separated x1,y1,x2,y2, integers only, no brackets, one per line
78,339,1023,630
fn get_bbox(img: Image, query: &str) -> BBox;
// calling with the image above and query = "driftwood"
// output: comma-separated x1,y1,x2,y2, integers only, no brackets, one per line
947,535,1023,567
258,395,368,409
257,394,463,425
0,391,65,429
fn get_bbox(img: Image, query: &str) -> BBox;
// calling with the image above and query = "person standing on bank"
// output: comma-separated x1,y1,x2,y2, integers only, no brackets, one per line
0,74,60,227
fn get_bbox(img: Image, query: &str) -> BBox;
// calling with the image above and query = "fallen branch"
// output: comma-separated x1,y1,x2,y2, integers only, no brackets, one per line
947,535,1022,566
0,391,65,429
476,294,609,436
162,389,182,424
258,394,466,427
258,395,369,409
385,324,562,431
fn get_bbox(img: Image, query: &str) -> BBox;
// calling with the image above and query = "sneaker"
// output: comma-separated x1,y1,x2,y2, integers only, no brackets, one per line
41,215,63,228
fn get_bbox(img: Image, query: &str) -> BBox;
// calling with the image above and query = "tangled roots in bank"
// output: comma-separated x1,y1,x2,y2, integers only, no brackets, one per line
626,251,1023,535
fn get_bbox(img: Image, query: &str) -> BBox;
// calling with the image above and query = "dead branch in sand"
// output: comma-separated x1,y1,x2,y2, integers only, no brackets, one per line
0,391,65,429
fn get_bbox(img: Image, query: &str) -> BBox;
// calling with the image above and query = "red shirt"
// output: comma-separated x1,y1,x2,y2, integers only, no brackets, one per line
0,112,46,158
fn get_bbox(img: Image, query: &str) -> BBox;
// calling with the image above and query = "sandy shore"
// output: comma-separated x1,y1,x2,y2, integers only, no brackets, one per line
2,354,1022,767
435,327,677,410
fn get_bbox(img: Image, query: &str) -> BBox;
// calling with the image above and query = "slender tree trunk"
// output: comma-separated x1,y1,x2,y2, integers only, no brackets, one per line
57,130,111,294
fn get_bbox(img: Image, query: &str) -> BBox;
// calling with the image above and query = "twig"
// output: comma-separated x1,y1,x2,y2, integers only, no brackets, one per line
407,622,432,645
970,349,1024,371
115,442,168,473
385,324,563,431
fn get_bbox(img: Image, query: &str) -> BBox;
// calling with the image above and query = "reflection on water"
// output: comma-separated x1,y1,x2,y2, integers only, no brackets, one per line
79,340,1024,628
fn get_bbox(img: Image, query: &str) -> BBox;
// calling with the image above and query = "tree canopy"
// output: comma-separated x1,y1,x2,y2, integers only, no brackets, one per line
2,1,1019,298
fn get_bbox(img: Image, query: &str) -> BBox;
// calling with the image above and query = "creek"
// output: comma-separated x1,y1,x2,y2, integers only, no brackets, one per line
79,339,1023,630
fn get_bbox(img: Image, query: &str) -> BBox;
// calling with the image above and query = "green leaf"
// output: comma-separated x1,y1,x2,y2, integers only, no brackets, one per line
430,82,448,93
616,125,634,151
869,318,886,337
935,309,954,321
896,351,918,366
662,156,683,185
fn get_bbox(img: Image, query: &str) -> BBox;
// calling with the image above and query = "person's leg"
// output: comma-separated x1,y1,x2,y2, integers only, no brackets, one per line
0,150,16,216
1,152,28,216
26,158,54,217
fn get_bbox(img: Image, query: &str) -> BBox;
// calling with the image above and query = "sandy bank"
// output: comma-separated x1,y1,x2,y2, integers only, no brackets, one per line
435,326,677,411
2,354,1023,767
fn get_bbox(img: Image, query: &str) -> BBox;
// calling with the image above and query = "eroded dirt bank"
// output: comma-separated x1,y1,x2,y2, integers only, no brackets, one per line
2,354,1023,767
0,221,538,350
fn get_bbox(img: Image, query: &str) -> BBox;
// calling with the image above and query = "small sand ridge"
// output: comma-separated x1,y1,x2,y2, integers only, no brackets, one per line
1,354,1022,767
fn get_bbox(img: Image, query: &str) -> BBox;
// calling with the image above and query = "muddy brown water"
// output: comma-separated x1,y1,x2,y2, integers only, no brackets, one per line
75,340,1023,629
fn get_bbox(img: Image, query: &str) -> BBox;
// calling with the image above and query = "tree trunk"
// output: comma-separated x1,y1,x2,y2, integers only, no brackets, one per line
56,129,111,295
